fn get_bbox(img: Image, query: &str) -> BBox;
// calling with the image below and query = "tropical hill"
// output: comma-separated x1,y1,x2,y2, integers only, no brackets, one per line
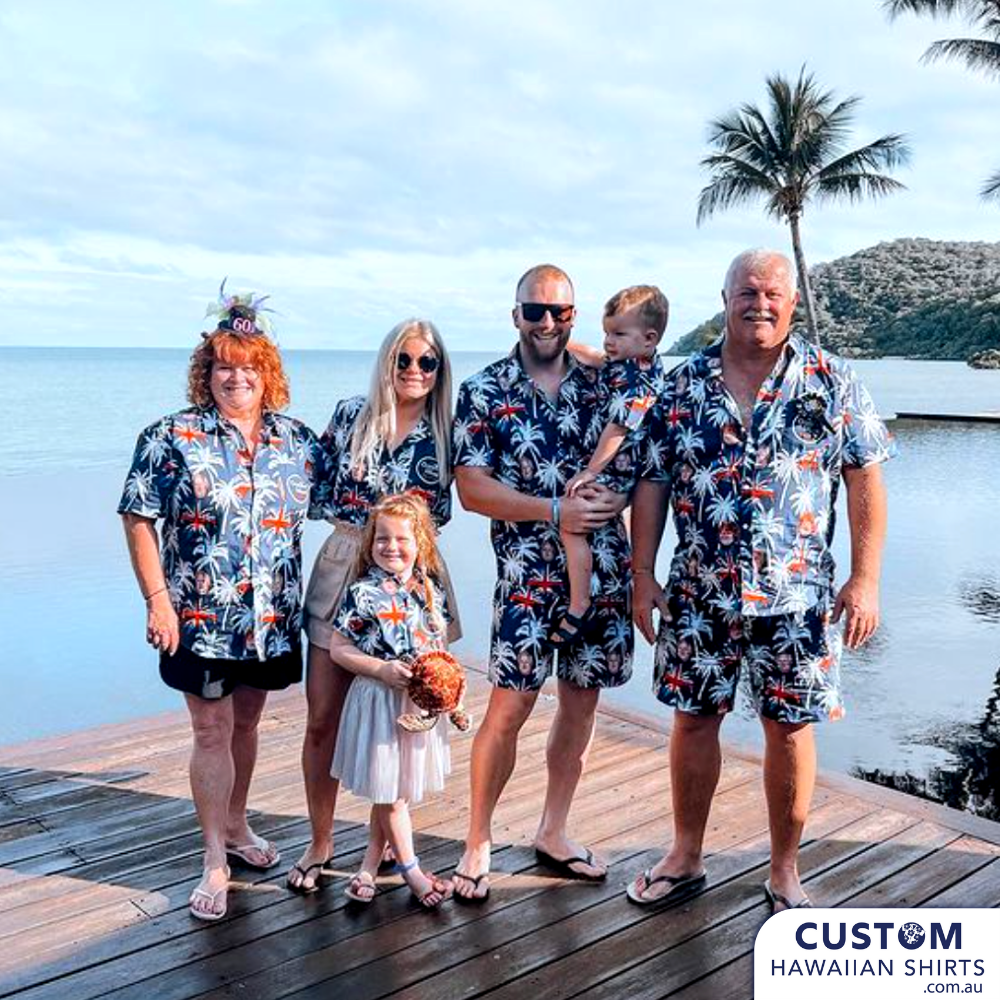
669,238,1000,361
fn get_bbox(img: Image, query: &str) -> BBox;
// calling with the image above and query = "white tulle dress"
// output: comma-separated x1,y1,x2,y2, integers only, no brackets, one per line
330,567,452,804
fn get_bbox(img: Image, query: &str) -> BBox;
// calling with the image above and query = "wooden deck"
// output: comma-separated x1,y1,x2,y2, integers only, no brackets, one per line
2,673,999,1000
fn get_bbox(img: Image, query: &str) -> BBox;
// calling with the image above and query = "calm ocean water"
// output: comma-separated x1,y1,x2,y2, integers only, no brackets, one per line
2,347,999,817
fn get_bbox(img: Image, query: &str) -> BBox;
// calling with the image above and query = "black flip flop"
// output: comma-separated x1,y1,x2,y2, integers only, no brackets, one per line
626,868,706,906
534,846,607,881
453,870,491,902
763,879,812,911
286,857,334,895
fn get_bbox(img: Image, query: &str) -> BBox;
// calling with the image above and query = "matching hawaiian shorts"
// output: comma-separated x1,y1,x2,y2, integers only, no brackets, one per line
160,643,303,701
653,594,843,723
488,583,633,693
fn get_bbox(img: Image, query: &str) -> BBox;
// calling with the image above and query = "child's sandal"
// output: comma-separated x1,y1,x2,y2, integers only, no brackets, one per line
549,607,592,646
344,870,378,904
416,874,453,909
395,856,452,909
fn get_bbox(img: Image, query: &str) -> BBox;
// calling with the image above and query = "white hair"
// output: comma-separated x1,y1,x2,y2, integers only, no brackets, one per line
723,248,796,297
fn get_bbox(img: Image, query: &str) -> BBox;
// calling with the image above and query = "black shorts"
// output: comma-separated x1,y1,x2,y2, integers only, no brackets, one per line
160,644,303,701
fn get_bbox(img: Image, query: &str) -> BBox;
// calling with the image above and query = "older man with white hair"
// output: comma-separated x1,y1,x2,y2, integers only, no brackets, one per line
628,248,892,911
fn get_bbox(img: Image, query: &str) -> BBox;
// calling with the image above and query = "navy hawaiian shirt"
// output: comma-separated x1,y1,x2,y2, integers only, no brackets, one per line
597,353,666,494
453,348,632,689
310,396,452,529
333,566,450,659
118,406,321,660
642,335,894,617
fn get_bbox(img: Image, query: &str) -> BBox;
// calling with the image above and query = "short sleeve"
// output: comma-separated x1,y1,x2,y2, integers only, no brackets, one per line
117,418,178,519
453,377,497,470
639,397,674,488
429,481,453,530
309,397,364,519
332,579,381,654
605,360,659,432
838,366,896,468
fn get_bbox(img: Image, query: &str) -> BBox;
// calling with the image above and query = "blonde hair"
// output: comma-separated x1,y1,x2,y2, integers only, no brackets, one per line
348,319,453,487
356,493,446,629
603,285,670,339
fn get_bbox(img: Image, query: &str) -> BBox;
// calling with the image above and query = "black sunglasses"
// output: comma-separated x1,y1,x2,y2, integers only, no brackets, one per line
519,302,575,323
397,351,440,374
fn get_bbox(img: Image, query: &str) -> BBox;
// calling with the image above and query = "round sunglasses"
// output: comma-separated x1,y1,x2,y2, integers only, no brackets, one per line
396,351,440,374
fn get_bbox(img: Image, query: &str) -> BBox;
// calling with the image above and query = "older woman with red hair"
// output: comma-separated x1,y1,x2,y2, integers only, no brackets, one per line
119,286,321,921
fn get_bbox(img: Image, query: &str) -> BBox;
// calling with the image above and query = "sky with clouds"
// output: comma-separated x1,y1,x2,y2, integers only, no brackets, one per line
0,0,996,350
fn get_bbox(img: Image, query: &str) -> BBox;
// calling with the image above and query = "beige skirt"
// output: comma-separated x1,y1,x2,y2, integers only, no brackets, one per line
303,520,464,649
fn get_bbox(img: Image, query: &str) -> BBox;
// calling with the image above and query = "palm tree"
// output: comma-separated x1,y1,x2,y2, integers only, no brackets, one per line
697,68,911,342
884,0,1000,200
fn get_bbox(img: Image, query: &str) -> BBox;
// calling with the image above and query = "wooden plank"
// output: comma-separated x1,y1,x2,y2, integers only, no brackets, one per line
427,807,923,1000
845,834,1000,908
665,956,751,1000
191,790,876,1000
1,728,712,1000
576,820,964,1000
922,856,1000,908
0,672,998,1000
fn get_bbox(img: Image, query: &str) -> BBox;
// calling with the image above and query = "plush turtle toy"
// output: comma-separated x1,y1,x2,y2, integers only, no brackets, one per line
398,649,472,733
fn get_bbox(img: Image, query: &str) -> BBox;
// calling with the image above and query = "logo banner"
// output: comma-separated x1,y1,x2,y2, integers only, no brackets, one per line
755,909,999,997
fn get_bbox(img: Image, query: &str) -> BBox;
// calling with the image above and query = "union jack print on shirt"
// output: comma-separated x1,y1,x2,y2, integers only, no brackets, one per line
641,335,894,618
596,353,667,494
118,406,321,661
333,566,450,659
310,396,452,528
453,348,633,690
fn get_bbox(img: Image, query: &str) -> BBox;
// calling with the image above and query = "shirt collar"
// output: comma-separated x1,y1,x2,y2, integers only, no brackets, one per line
699,333,802,374
368,563,425,592
505,343,580,391
202,404,280,444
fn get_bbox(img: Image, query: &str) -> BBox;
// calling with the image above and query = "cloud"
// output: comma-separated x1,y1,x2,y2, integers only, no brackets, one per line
0,0,996,348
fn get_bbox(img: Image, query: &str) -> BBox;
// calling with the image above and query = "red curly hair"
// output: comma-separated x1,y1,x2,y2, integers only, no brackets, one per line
355,493,446,621
187,331,291,411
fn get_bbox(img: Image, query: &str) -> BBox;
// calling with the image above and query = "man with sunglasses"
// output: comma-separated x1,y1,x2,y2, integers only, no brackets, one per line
451,263,632,898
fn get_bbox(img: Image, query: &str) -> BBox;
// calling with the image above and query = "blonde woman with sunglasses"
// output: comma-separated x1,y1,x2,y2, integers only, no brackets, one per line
287,319,463,893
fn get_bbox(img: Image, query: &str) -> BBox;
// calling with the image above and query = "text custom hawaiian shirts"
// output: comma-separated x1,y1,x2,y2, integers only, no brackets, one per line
453,348,631,598
333,566,450,659
309,396,452,529
642,336,894,617
118,406,321,660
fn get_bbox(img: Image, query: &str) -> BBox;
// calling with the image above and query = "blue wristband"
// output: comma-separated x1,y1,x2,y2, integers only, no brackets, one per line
551,496,561,528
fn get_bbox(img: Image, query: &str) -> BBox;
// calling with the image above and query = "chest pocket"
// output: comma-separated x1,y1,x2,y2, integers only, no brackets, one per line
777,396,837,460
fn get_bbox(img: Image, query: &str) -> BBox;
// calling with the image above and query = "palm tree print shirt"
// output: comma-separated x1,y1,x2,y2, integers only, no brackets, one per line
642,336,894,617
310,396,452,529
453,349,631,599
597,354,666,493
333,566,450,659
118,406,321,661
